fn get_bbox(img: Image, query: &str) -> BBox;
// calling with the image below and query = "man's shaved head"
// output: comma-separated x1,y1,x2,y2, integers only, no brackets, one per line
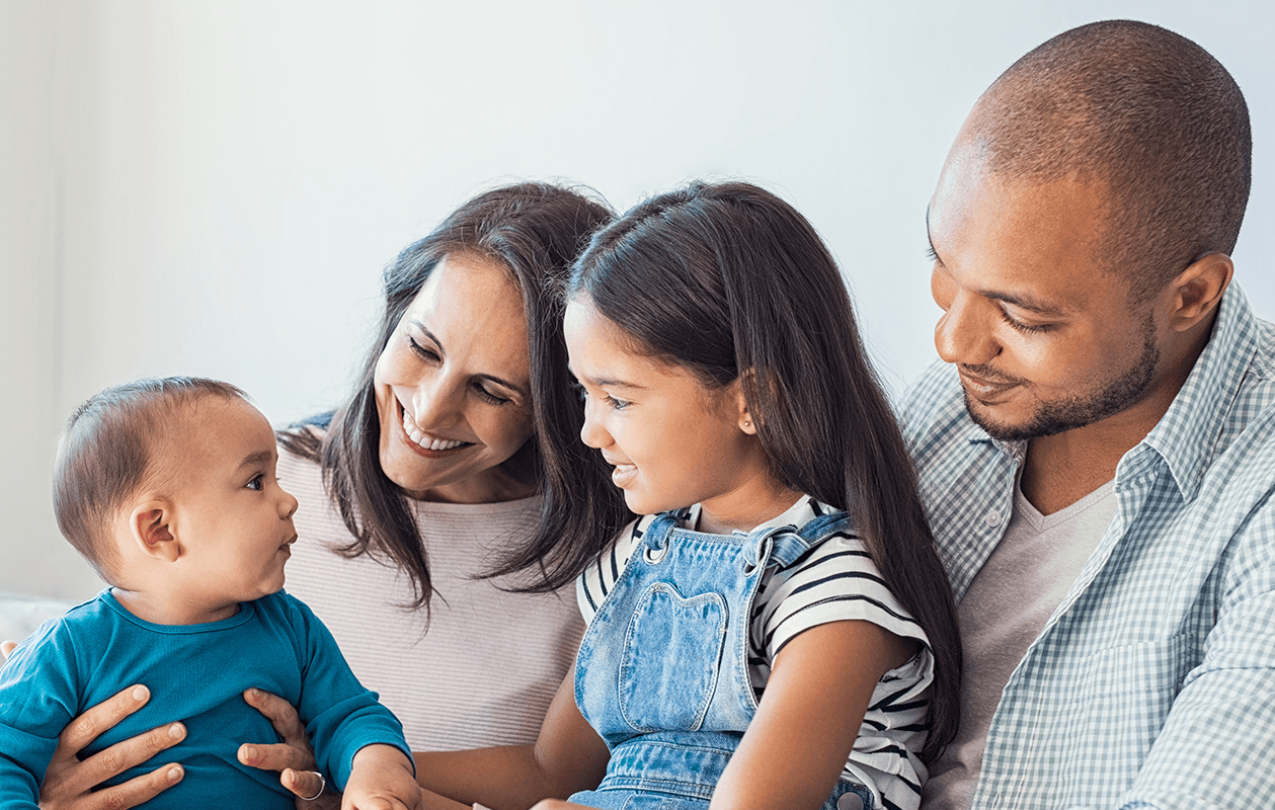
960,20,1250,301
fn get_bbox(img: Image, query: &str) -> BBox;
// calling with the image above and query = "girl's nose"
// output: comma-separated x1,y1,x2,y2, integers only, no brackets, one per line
578,399,610,450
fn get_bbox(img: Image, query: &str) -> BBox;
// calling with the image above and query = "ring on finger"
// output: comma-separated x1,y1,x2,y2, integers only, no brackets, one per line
298,771,326,802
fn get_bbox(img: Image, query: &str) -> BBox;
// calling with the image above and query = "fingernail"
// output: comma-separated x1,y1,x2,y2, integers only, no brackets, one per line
242,744,256,764
247,687,260,700
132,685,149,702
167,765,183,784
168,723,184,740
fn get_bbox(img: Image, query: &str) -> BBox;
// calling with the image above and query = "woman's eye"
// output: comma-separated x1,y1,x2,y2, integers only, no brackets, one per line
407,336,440,361
473,384,512,407
246,474,264,492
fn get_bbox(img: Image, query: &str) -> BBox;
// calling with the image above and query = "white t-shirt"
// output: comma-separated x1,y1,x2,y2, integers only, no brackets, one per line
577,497,934,810
923,479,1118,810
278,446,584,752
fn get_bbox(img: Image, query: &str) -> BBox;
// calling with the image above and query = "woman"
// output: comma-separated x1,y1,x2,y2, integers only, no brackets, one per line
26,182,632,809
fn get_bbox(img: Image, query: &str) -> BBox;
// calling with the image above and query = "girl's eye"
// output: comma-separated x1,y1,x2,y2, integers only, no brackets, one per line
246,474,264,492
1000,310,1052,335
605,395,632,411
572,380,587,401
473,383,512,407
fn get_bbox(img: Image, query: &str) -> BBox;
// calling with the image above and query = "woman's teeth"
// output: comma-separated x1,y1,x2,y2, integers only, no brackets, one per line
401,409,466,451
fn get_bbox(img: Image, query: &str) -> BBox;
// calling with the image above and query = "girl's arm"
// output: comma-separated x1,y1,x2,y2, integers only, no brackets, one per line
711,619,913,810
413,662,610,810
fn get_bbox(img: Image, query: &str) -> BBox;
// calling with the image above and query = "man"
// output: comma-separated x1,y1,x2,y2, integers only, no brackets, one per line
906,20,1274,810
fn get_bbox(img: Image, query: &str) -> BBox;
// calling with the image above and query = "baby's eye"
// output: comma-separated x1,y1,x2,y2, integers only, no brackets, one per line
246,474,264,492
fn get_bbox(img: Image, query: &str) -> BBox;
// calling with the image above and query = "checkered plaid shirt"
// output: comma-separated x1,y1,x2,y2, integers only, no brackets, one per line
901,285,1275,810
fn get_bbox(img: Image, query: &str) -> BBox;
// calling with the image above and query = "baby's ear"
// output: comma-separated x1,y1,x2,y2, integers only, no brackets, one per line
129,501,179,562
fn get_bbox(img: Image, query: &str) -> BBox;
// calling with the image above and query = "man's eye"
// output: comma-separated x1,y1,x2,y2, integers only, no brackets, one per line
1000,311,1052,334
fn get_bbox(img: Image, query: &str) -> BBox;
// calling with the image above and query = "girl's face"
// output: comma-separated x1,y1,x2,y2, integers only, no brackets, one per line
564,295,782,532
373,252,535,504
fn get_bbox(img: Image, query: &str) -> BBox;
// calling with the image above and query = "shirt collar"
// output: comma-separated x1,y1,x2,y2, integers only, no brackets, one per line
686,495,832,534
1137,283,1259,502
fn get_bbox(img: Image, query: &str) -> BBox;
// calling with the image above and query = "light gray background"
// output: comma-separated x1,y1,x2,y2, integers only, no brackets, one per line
3,1,1271,602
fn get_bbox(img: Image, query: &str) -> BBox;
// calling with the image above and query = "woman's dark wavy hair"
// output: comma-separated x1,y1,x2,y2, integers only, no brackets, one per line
567,181,961,762
279,182,630,609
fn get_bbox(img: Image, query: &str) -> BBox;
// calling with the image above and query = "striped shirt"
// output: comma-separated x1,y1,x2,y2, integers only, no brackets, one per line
577,497,935,810
901,284,1275,810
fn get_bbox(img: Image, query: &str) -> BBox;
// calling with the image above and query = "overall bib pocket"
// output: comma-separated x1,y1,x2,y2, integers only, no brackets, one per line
619,582,728,733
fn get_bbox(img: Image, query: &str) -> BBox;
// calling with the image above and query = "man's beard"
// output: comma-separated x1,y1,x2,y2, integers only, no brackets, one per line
966,315,1160,442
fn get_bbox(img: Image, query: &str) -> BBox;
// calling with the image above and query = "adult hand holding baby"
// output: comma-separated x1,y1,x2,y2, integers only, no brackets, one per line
0,641,185,810
237,687,340,809
1,644,343,810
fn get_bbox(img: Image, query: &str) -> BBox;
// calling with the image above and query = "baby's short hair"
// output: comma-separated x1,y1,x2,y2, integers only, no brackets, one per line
52,377,247,582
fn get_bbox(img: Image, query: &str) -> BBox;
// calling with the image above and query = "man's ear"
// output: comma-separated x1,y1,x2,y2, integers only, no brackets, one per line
1167,253,1234,333
130,501,180,562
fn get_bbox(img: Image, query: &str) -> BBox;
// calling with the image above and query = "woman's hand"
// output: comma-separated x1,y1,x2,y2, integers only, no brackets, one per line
43,686,186,809
3,641,187,809
236,687,340,809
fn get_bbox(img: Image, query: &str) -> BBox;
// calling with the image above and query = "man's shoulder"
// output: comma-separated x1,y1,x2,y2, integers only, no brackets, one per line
899,359,981,459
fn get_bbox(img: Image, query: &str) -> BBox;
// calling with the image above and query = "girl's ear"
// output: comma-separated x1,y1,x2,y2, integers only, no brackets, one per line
130,501,180,563
732,375,757,435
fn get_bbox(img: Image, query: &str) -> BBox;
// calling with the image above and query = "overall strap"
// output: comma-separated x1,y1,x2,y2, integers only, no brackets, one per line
748,509,852,570
638,512,683,552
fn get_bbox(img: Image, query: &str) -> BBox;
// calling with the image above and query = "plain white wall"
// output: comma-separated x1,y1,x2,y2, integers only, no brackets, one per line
3,0,1272,601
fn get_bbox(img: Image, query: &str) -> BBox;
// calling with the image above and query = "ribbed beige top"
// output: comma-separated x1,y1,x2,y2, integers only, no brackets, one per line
277,446,584,752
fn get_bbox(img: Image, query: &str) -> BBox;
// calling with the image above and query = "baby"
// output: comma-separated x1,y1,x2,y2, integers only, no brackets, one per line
0,377,419,809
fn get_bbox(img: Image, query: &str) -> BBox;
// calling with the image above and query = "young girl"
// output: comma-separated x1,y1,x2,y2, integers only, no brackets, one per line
414,181,960,810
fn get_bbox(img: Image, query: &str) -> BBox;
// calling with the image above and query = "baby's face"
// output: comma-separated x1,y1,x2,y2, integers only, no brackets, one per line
164,397,299,610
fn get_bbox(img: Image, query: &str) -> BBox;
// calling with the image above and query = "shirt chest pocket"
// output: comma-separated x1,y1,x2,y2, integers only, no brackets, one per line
619,582,728,733
1071,634,1194,763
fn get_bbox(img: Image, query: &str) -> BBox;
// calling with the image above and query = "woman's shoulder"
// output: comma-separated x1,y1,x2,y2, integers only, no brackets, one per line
276,413,332,462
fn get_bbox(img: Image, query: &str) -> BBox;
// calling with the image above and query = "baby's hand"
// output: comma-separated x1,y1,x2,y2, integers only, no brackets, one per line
341,744,423,810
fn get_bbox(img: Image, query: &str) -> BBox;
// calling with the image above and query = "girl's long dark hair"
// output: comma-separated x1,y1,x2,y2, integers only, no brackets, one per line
279,182,631,609
568,181,961,762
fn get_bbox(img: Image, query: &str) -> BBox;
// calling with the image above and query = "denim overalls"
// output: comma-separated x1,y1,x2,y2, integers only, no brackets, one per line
570,510,875,810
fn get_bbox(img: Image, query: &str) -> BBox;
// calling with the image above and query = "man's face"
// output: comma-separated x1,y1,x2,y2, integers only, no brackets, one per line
926,152,1165,441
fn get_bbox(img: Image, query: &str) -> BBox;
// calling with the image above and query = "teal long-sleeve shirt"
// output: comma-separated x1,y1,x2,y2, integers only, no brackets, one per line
0,589,411,809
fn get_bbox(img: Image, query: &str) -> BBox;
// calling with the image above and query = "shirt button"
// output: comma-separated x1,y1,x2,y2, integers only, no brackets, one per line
984,510,1002,527
837,793,864,810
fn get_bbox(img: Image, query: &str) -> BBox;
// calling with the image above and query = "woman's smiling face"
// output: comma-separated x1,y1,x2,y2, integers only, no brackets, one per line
372,251,535,504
